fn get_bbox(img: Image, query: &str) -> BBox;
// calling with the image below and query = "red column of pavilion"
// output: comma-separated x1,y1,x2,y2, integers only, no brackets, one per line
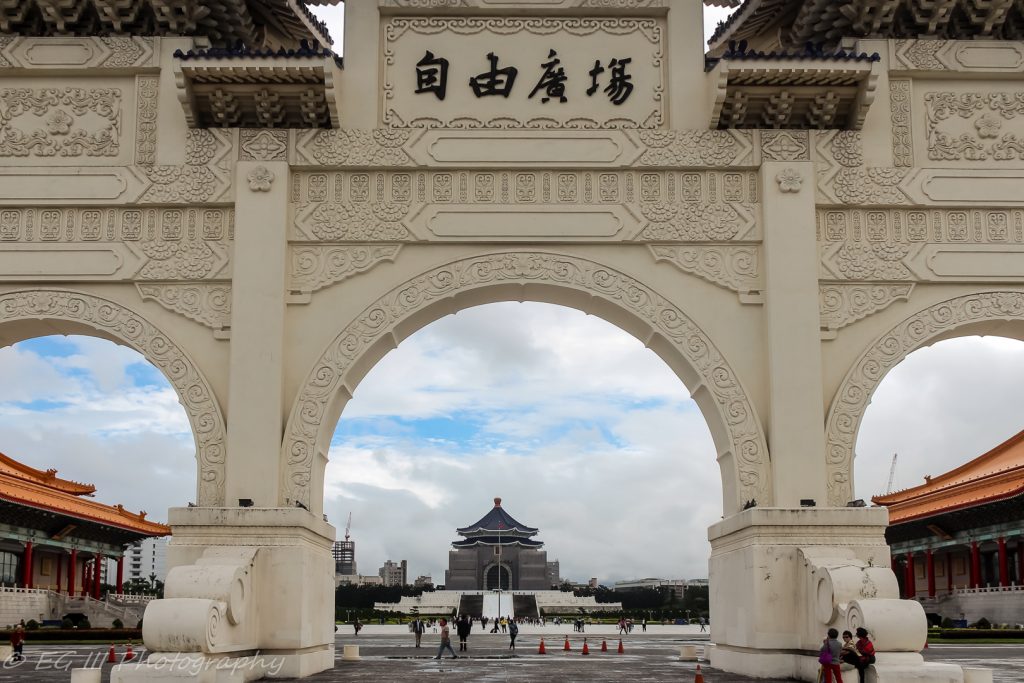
926,549,936,598
22,541,33,589
946,553,954,593
998,537,1010,588
905,552,916,599
68,548,77,596
970,541,981,589
93,555,103,599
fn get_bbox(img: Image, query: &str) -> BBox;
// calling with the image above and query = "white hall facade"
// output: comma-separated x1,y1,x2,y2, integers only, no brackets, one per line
1,0,1022,680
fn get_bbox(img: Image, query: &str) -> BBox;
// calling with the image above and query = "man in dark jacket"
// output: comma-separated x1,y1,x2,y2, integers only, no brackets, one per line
456,614,472,652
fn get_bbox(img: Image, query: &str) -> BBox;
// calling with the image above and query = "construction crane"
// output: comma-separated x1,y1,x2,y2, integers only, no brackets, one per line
344,511,352,542
886,453,899,493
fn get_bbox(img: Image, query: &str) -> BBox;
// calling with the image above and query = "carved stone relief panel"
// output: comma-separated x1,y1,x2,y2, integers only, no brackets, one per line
137,283,232,338
0,86,121,159
0,37,156,70
817,208,1024,282
650,245,762,303
138,129,234,204
761,130,809,162
889,79,913,167
295,128,756,169
0,207,233,281
891,40,1024,74
813,131,911,206
382,16,665,129
289,245,403,303
819,283,914,339
925,90,1024,164
240,129,289,161
290,170,760,242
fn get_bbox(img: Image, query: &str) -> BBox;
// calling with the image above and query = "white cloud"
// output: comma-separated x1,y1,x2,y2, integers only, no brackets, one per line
854,336,1024,500
0,337,194,522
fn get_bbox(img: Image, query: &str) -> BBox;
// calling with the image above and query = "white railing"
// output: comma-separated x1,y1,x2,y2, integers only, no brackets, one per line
953,584,1024,595
0,584,49,596
106,593,156,604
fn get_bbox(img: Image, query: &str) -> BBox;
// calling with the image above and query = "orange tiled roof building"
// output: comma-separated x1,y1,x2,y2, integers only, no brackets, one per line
872,430,1024,623
0,450,170,603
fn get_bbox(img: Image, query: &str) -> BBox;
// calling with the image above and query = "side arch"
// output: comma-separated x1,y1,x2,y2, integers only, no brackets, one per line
282,250,771,516
824,290,1024,506
0,289,227,506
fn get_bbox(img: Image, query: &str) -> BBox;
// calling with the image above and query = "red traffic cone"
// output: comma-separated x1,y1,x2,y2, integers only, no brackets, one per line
124,641,135,662
617,638,624,654
695,663,705,683
564,636,571,651
107,644,116,664
538,638,547,655
601,639,608,652
582,638,590,655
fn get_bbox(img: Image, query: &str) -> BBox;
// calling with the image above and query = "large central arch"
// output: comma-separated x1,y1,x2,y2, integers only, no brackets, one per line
281,250,771,516
0,289,227,506
824,290,1024,506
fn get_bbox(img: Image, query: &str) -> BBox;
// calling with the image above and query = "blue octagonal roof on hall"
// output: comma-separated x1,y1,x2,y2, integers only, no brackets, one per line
456,498,539,537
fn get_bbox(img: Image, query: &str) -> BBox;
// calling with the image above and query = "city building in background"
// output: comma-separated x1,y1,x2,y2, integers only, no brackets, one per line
413,575,433,589
379,559,407,587
123,537,169,585
874,429,1024,625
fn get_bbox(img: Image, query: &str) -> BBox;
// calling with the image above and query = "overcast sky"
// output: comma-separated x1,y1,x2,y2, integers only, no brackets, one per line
3,6,1024,587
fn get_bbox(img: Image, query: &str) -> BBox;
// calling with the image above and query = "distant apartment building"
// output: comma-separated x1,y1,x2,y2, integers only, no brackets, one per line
413,575,434,589
379,559,407,587
545,560,560,587
123,537,169,585
588,577,599,588
335,574,383,587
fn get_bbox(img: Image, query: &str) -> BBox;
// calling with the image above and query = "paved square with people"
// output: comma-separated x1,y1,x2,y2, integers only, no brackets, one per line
4,625,1022,682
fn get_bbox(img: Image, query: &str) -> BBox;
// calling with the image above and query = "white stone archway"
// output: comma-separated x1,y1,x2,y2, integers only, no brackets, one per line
281,250,772,517
0,289,227,506
825,290,1024,507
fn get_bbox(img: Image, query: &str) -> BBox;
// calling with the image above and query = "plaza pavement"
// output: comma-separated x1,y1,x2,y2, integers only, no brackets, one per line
2,624,1021,682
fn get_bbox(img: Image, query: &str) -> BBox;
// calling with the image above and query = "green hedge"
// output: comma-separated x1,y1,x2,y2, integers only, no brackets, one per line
932,629,1024,640
0,628,141,642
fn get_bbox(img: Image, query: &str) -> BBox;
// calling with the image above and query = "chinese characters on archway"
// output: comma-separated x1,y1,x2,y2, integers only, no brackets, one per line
415,49,634,105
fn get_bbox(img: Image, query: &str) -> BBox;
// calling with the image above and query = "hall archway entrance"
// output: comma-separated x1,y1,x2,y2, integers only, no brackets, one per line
322,301,721,622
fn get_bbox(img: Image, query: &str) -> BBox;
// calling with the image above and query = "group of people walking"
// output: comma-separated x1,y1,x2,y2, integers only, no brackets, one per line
421,614,520,659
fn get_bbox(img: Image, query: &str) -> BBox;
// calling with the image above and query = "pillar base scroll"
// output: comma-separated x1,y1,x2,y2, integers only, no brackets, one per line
708,508,984,682
111,508,335,682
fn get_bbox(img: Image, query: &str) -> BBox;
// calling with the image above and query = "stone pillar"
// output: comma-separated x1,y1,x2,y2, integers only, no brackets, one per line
225,161,290,508
56,552,63,595
339,0,380,129
970,541,981,589
666,0,707,129
998,537,1009,588
22,541,32,589
68,548,77,597
926,549,935,598
114,509,336,682
759,162,827,506
116,556,124,595
709,508,904,679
